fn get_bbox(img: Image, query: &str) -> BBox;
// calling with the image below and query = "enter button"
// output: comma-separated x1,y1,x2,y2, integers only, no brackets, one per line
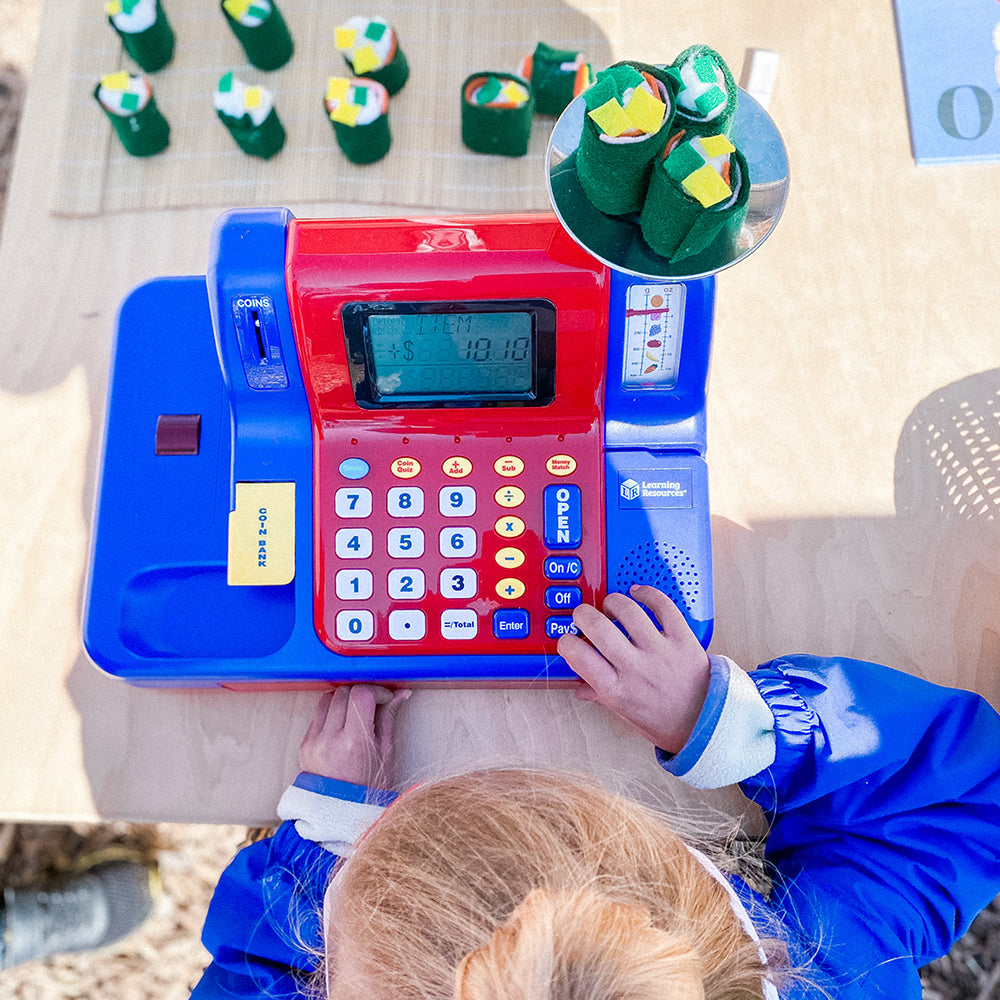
493,609,530,639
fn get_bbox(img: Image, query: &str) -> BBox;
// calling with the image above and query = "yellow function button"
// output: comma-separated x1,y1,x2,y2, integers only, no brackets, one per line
495,546,526,569
227,482,295,586
494,455,525,477
391,456,421,479
546,454,577,476
496,577,526,600
494,515,526,538
443,456,473,478
494,485,526,508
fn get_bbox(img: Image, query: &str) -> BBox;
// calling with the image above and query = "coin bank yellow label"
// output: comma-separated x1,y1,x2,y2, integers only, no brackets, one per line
227,482,295,586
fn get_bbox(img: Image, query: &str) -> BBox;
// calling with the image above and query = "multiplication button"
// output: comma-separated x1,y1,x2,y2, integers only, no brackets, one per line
494,515,526,539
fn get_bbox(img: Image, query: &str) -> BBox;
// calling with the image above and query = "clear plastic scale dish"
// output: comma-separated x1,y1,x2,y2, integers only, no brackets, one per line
546,84,789,281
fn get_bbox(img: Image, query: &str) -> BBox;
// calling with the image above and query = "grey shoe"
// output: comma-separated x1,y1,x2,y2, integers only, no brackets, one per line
1,859,156,968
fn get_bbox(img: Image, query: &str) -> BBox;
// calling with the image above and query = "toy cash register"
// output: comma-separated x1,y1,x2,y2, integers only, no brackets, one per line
84,208,714,687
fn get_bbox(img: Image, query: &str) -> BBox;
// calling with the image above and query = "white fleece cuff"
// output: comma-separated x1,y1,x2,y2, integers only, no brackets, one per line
660,654,776,789
277,782,387,856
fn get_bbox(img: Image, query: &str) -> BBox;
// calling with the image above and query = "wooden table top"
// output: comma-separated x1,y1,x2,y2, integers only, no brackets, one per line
3,0,999,824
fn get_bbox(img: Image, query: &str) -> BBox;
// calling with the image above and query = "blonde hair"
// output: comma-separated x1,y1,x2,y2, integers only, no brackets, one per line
320,769,789,1000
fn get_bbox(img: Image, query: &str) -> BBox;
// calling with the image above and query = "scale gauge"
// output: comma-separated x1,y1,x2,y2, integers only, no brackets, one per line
622,282,686,388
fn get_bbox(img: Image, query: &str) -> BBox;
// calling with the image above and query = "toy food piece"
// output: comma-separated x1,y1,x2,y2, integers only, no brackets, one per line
220,0,293,71
94,71,170,156
666,44,738,138
639,133,749,264
461,73,534,156
519,41,592,116
105,0,174,72
335,16,409,95
214,72,285,158
325,76,391,163
574,61,673,216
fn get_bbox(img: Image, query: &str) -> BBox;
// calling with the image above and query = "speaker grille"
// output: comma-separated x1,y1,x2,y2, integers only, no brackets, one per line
613,541,701,610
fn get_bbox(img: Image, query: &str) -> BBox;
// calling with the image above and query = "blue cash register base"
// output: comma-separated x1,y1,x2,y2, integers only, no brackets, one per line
84,209,714,687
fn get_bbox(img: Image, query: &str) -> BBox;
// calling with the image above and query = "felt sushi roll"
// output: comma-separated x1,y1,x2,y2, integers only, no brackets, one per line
325,76,391,163
665,44,738,138
105,0,174,72
639,132,749,264
94,71,169,156
221,0,293,71
574,61,674,216
214,72,285,158
335,16,409,96
519,41,592,117
461,73,534,156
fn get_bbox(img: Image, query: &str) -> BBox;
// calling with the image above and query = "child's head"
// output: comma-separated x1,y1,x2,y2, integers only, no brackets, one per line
321,769,782,1000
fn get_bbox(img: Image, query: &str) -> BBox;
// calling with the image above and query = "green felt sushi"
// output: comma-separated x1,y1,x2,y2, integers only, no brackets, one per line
325,76,391,164
461,73,534,156
335,16,409,96
94,71,169,156
215,73,285,158
221,0,293,71
105,0,174,73
574,61,674,216
666,44,738,138
519,41,592,117
639,132,749,264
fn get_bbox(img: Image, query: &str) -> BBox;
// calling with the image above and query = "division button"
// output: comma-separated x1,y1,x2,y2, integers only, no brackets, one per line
493,609,530,639
496,577,526,600
494,455,525,477
494,514,526,538
390,456,421,479
336,609,375,642
388,609,426,641
441,609,478,639
338,457,370,480
546,454,577,476
494,485,526,508
443,456,473,478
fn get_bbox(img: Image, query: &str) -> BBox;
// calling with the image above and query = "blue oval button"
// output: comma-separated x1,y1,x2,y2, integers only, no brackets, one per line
339,457,370,480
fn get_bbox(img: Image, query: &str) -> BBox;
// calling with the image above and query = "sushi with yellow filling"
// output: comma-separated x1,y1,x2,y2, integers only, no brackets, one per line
94,71,169,156
461,73,534,156
335,16,408,95
324,76,391,163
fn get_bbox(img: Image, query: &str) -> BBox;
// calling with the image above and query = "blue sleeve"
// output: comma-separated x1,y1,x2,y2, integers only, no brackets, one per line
744,656,1000,999
189,821,339,999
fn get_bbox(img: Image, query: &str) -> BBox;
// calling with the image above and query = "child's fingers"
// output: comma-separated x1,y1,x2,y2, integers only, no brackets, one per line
570,602,639,665
303,690,336,745
628,585,689,639
601,590,665,646
373,689,411,757
557,631,622,695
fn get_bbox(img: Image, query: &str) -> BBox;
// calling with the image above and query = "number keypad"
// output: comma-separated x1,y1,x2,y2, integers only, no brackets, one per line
326,449,590,650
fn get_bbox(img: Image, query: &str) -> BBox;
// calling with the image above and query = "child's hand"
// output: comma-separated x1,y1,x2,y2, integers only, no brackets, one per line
299,685,411,788
557,585,710,755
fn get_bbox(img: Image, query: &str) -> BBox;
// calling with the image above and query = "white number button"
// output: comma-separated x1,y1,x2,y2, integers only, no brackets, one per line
439,486,476,516
389,609,426,641
388,568,426,600
336,610,374,642
439,568,478,598
335,569,373,600
335,527,373,559
387,527,425,558
439,526,477,558
335,487,372,518
388,486,424,517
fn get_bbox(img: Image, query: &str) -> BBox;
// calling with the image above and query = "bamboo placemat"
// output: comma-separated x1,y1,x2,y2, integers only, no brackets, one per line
53,0,618,217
